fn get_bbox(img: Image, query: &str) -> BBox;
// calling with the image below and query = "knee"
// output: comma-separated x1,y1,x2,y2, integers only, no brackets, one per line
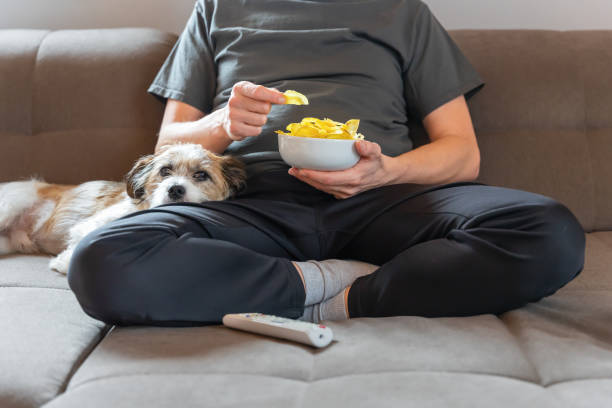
67,224,124,323
531,199,585,295
67,219,172,324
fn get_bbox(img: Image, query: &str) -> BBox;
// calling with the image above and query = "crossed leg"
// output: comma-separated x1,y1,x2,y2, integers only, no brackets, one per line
68,182,585,325
324,183,586,318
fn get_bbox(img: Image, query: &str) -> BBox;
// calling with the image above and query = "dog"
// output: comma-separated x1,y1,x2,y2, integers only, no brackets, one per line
0,143,246,274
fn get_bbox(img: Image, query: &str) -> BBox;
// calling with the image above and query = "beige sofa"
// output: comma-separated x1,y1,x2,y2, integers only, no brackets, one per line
1,28,611,407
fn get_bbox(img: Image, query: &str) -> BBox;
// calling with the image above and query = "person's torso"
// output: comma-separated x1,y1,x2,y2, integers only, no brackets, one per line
203,0,422,158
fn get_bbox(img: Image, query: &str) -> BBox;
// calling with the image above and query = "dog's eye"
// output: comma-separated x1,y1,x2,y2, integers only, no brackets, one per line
160,167,172,177
193,171,210,181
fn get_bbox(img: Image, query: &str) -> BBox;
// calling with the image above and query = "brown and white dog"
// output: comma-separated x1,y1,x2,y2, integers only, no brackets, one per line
0,143,246,274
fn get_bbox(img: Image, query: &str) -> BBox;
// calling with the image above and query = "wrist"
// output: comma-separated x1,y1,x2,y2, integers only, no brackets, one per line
381,155,403,186
204,108,233,144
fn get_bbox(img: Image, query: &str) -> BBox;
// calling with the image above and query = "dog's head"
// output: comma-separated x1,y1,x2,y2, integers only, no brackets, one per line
125,143,246,207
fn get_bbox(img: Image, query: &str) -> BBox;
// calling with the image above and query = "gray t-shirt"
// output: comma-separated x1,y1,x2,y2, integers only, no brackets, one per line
148,0,484,165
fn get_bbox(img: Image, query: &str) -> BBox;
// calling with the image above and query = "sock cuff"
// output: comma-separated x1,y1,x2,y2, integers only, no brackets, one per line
295,261,324,306
319,289,348,322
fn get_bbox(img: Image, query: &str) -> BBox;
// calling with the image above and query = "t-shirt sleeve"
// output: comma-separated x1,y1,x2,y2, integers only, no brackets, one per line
147,1,216,114
403,3,484,120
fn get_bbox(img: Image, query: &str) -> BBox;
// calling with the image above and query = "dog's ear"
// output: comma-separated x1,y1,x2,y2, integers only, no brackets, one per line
156,144,173,153
221,156,247,196
125,154,154,200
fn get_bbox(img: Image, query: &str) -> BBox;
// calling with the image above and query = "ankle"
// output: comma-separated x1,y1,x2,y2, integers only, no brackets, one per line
292,261,306,290
344,285,351,319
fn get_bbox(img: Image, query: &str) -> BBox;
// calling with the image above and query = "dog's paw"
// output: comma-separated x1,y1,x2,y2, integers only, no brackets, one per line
49,250,72,275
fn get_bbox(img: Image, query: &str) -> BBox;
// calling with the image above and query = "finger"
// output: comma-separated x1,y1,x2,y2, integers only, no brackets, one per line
292,169,337,186
234,81,286,104
333,192,352,200
356,140,382,158
226,121,262,140
294,168,358,187
298,172,360,197
289,169,342,195
228,93,272,114
293,173,356,198
230,109,268,127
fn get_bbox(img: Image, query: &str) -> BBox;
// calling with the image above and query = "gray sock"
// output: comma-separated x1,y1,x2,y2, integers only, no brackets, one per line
296,259,377,306
300,289,348,323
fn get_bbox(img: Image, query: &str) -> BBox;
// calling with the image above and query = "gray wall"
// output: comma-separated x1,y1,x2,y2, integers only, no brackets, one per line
427,0,612,30
1,0,611,33
0,0,195,33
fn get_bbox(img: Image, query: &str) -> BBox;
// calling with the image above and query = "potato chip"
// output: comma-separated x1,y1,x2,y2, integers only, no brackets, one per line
283,90,309,105
276,117,365,140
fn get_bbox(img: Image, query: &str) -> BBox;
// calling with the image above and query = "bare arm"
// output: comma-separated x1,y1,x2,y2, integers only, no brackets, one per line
156,100,226,154
155,81,286,154
386,95,480,185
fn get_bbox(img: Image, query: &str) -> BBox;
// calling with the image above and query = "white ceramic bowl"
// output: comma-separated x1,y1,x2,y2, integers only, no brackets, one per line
277,133,360,171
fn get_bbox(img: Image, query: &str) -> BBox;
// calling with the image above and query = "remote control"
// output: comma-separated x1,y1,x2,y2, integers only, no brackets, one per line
222,313,334,348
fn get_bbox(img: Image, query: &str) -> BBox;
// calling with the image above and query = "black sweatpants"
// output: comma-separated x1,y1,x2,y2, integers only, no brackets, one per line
68,168,585,326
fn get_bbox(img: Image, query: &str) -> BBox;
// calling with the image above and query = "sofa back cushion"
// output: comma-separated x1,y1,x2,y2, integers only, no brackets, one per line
0,29,177,185
1,29,611,232
455,30,612,232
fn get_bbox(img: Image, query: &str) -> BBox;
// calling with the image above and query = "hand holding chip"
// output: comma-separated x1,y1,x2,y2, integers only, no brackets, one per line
222,81,286,141
289,140,397,200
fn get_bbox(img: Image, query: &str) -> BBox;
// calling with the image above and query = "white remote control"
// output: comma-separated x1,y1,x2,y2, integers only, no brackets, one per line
222,313,334,348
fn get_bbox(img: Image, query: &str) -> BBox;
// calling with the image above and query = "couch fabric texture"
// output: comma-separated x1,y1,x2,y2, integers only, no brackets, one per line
1,28,611,407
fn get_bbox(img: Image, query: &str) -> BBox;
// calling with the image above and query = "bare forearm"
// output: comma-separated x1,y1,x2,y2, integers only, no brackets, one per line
156,109,232,154
156,83,286,154
386,135,480,186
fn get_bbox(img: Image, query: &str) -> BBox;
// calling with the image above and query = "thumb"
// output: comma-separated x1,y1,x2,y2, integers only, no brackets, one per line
356,140,381,158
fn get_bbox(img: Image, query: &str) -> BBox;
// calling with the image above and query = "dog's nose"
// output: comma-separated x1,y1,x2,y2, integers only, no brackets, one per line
168,185,186,200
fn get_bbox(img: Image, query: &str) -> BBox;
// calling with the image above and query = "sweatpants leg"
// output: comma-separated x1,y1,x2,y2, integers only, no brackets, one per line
325,183,586,318
68,200,315,326
68,168,586,324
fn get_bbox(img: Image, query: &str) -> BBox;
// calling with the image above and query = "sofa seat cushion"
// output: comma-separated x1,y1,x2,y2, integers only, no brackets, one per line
37,232,612,407
45,374,612,408
0,286,108,408
0,254,69,290
0,254,109,408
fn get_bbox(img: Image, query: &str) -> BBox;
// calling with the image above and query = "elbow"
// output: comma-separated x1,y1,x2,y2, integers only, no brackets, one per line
154,138,168,154
459,146,481,182
155,129,173,154
469,148,481,181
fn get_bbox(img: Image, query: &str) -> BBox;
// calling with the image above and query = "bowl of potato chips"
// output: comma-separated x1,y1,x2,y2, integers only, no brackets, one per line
276,117,364,171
